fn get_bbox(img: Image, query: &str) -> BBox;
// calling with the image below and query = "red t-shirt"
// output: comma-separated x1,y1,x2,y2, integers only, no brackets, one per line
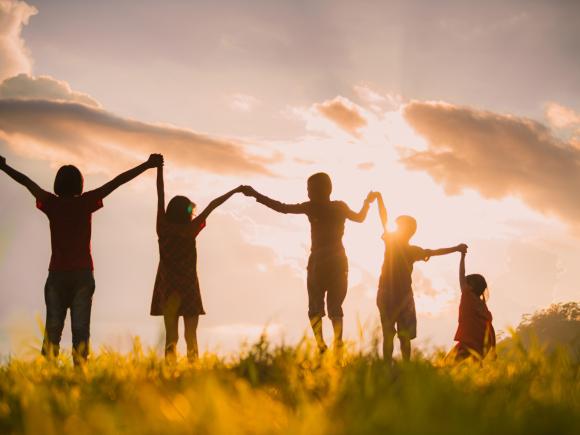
454,289,496,356
37,191,104,271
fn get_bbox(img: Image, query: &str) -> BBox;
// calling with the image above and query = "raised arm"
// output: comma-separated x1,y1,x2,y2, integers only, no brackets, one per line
425,244,466,258
0,155,50,201
246,187,307,214
156,164,165,234
459,248,469,292
375,192,387,229
345,191,374,223
90,154,163,199
196,185,246,222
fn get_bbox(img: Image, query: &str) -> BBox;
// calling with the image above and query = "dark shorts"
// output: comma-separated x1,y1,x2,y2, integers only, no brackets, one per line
377,286,417,340
307,253,348,319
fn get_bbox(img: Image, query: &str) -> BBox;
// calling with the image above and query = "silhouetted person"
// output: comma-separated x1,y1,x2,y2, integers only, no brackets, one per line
152,163,248,362
245,173,373,353
372,192,466,363
0,153,162,365
448,247,496,361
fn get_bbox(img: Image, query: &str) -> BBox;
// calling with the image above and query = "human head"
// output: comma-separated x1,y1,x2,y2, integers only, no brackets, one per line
466,274,488,298
395,215,417,242
166,195,196,224
54,165,83,197
307,172,332,202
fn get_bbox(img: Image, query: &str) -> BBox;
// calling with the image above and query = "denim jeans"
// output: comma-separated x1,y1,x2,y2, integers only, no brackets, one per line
41,270,95,364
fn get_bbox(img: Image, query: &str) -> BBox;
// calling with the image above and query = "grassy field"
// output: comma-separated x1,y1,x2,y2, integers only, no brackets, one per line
0,335,578,435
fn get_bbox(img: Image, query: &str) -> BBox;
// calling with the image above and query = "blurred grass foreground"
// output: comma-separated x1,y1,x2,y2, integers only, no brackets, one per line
0,304,579,435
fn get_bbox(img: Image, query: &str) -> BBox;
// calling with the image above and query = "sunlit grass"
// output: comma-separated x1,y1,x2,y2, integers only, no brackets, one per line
0,335,578,435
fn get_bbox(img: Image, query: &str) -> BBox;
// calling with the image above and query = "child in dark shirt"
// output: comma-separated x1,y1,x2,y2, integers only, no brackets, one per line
372,192,466,363
449,247,496,361
245,173,373,352
0,153,162,365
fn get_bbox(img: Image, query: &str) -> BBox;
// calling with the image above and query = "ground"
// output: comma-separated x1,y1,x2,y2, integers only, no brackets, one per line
0,336,578,435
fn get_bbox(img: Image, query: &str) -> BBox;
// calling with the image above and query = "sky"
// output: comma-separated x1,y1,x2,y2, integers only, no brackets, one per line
0,0,579,357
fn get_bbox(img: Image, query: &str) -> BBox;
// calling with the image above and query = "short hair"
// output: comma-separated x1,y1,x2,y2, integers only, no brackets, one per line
307,172,332,198
395,215,417,237
166,195,195,224
466,274,488,297
54,165,83,196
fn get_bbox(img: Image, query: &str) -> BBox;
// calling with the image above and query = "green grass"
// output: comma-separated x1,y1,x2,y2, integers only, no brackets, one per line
0,336,578,435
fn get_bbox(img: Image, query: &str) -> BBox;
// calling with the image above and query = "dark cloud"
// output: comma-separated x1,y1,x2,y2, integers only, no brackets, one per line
402,101,580,227
0,99,274,175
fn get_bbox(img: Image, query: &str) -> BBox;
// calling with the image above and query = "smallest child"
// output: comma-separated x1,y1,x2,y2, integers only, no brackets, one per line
450,247,496,361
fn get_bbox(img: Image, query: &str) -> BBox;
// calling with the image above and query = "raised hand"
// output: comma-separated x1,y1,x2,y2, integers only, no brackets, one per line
457,243,468,255
147,154,164,168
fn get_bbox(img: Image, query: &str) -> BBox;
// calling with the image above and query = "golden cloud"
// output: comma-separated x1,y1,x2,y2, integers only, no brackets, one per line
0,74,100,107
403,101,580,227
0,99,275,175
315,96,367,137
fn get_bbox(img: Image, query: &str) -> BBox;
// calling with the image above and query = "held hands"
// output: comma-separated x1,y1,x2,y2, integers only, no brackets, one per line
147,154,164,168
457,243,468,255
237,185,258,197
366,191,381,203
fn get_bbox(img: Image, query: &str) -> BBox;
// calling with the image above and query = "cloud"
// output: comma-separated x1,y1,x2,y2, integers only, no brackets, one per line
0,0,36,81
0,74,100,107
228,93,260,113
0,99,274,175
402,101,580,228
357,161,374,171
315,96,367,137
545,103,580,131
0,2,274,177
354,85,404,112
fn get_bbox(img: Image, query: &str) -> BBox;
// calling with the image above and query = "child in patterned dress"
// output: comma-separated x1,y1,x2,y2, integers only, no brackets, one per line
151,164,248,361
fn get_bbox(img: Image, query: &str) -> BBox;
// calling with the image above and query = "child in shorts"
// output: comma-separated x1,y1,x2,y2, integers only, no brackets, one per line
245,173,373,352
372,192,466,363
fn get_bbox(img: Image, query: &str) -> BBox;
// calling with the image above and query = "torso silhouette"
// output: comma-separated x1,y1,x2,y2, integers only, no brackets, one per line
455,290,495,354
380,234,427,297
304,201,349,255
37,192,104,271
254,195,350,255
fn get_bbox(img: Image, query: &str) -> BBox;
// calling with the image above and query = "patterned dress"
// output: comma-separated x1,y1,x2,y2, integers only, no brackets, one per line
150,214,206,316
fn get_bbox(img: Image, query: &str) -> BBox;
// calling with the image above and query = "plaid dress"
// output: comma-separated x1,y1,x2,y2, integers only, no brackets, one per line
150,214,206,316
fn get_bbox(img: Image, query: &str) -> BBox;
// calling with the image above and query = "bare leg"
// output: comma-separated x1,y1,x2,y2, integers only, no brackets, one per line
309,315,327,352
380,315,395,364
331,317,343,349
164,314,179,362
399,337,411,362
184,315,199,362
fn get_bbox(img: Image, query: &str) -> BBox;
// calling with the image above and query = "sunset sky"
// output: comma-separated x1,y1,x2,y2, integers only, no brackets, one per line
1,0,579,356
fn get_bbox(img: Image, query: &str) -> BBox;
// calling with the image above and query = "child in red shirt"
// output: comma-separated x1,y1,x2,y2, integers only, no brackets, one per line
0,153,162,365
450,247,496,361
152,163,249,362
